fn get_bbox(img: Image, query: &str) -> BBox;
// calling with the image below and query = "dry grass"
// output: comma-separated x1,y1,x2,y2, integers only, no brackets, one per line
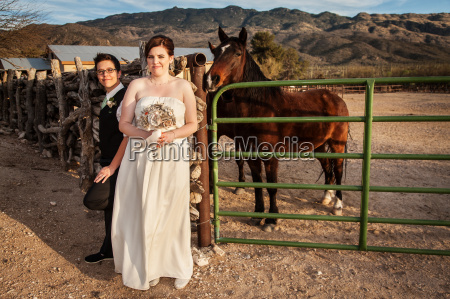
306,62,450,79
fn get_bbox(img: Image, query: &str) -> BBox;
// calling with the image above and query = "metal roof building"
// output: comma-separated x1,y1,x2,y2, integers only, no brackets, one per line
0,58,51,71
47,45,214,72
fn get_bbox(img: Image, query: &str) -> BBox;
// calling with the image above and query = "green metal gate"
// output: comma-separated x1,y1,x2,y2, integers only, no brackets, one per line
210,77,450,256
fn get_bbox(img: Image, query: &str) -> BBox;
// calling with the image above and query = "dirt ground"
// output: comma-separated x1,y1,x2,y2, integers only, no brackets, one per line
0,92,449,298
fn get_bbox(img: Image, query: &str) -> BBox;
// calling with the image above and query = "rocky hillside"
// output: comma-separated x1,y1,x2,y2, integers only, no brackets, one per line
18,6,450,65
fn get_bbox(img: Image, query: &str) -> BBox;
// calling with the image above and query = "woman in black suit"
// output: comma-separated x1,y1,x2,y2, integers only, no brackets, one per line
83,53,128,263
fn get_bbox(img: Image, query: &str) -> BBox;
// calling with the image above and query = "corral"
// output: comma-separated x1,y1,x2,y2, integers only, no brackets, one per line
0,91,448,298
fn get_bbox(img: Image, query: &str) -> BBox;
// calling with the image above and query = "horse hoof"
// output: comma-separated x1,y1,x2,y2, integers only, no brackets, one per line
332,207,343,216
316,198,332,205
234,188,245,195
248,218,263,226
262,224,277,232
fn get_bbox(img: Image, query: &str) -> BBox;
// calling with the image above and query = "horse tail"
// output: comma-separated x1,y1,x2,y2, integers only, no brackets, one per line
343,142,348,182
314,142,334,183
343,127,352,181
315,168,325,183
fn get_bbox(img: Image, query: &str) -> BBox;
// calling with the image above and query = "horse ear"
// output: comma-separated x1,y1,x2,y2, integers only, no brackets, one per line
239,27,247,45
218,27,229,42
208,41,215,53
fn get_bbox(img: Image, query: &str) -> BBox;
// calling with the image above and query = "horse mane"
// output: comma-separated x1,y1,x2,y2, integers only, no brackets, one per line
237,50,283,100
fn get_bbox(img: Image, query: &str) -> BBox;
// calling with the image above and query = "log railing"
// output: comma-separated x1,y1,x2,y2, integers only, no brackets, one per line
0,52,211,246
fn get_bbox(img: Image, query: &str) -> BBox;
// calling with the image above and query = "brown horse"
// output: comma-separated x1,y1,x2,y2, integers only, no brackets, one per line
205,27,349,231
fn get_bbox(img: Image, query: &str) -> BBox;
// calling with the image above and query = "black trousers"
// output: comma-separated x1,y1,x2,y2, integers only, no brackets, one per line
83,169,118,257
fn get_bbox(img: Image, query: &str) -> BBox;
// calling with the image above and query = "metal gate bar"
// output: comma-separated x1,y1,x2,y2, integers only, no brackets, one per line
210,76,450,255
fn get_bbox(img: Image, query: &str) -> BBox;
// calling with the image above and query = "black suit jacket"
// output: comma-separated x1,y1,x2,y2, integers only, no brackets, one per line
99,87,127,166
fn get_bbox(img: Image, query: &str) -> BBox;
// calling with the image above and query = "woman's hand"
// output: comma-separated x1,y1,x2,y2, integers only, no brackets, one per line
157,131,176,147
94,166,114,184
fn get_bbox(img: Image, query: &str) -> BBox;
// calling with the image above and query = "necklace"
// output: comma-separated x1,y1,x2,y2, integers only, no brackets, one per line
149,77,171,86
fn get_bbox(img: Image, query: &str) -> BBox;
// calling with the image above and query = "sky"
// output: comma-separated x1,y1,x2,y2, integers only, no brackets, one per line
26,0,449,25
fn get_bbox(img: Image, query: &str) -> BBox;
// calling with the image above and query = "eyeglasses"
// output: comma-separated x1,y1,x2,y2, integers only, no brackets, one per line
96,68,117,75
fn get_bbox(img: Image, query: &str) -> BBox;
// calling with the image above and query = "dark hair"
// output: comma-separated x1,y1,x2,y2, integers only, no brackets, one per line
93,53,121,71
144,35,174,58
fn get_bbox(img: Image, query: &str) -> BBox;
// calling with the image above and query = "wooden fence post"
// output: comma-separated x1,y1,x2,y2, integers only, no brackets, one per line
0,75,3,122
7,69,16,129
139,41,149,77
25,68,36,140
189,56,211,247
51,59,69,169
75,57,95,192
15,73,24,132
52,60,69,121
34,71,47,152
1,71,8,123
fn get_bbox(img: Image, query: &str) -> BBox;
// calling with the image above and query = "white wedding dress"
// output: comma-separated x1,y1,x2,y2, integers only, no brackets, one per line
111,96,193,290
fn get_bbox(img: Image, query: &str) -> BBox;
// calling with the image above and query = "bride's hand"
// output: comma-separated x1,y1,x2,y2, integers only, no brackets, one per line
158,131,176,146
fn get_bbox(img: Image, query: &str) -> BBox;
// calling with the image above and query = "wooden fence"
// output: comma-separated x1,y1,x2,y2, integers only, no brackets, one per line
0,52,209,235
284,82,448,97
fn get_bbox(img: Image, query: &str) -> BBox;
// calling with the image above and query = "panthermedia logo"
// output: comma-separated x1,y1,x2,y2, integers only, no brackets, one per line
127,136,315,162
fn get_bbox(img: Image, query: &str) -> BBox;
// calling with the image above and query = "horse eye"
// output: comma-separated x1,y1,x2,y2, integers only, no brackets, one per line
235,52,242,57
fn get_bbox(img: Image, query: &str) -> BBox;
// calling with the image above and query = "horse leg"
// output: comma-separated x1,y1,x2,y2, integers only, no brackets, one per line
328,139,347,215
234,157,246,195
331,156,344,215
246,159,264,226
314,145,336,206
208,155,214,194
262,158,279,232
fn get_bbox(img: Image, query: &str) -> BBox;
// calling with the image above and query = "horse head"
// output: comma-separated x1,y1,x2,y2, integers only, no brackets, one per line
205,27,248,92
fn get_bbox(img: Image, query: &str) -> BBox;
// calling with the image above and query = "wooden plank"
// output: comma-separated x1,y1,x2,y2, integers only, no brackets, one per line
34,71,48,152
7,69,16,129
75,57,95,191
25,68,36,140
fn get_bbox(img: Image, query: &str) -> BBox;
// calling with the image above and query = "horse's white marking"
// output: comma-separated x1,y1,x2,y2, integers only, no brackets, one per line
221,44,230,54
321,190,335,205
206,73,212,88
334,198,343,210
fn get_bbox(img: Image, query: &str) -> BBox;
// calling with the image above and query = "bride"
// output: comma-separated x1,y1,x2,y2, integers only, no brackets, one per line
111,35,197,291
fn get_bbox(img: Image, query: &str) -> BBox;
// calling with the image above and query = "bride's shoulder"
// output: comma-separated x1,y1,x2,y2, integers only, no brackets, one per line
172,77,194,91
128,77,148,87
171,77,188,85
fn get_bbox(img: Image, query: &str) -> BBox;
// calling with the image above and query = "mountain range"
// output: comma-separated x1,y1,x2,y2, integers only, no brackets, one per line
25,6,450,65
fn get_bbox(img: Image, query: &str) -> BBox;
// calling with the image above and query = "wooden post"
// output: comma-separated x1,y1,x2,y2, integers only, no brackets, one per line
7,69,16,129
15,71,24,132
191,62,211,247
139,41,149,77
51,59,69,169
25,68,36,140
0,74,3,122
34,71,47,152
2,71,8,123
51,60,69,121
75,57,95,192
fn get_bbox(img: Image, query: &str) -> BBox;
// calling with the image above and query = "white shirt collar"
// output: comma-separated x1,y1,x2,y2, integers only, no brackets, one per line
106,82,124,100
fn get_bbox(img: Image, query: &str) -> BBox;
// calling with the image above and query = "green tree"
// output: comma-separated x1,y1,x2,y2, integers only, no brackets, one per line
250,31,308,80
280,48,309,80
250,31,284,64
258,57,283,80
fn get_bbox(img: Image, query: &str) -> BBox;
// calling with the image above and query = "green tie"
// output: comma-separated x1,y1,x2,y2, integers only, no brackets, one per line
101,96,108,109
